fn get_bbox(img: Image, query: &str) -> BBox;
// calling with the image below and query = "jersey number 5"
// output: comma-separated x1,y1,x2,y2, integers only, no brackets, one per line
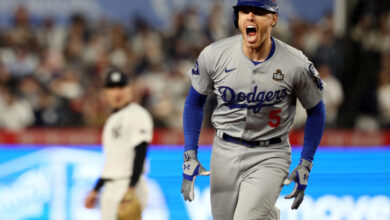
268,109,282,127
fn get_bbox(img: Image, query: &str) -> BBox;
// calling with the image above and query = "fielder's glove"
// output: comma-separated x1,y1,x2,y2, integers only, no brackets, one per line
181,150,211,202
117,190,142,220
283,158,313,209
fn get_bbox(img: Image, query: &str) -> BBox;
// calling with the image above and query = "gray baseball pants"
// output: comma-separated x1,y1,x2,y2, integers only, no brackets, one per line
210,135,291,220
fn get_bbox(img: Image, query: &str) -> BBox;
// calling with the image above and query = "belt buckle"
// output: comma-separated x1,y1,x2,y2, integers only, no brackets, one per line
259,140,270,146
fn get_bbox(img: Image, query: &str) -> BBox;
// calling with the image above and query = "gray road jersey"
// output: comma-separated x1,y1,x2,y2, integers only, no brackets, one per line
188,35,323,141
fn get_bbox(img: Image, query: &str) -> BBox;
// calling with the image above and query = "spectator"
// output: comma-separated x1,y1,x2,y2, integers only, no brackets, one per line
36,17,66,51
317,63,344,127
314,23,344,80
378,52,390,128
0,85,35,130
63,14,89,66
0,2,387,130
205,3,231,41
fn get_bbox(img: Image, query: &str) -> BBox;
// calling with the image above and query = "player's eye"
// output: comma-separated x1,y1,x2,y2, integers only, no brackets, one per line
253,9,268,16
240,7,268,16
241,7,255,14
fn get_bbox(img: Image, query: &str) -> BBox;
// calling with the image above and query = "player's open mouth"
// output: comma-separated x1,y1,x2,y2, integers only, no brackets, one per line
246,25,257,42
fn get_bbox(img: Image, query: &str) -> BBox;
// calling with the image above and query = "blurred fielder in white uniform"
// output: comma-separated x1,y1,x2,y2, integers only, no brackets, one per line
181,0,326,219
85,69,153,219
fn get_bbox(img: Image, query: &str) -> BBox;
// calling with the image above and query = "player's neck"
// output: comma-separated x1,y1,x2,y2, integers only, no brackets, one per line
112,102,131,113
242,36,272,62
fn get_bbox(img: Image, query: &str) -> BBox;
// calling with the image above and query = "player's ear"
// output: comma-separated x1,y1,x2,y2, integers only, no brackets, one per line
271,13,278,27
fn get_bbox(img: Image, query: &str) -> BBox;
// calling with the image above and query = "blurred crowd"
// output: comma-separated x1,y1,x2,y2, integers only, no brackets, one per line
0,0,389,131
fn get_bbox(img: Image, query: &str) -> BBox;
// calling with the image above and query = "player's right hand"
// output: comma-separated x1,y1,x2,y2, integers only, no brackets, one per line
84,190,98,209
181,150,211,202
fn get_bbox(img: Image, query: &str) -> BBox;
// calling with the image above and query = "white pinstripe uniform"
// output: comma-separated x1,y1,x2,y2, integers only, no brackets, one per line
100,103,153,220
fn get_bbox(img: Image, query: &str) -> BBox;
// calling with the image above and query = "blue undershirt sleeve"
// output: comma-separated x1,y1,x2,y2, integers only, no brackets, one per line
301,100,326,161
183,86,208,151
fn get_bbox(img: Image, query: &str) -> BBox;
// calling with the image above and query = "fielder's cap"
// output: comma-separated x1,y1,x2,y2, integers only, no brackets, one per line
233,0,278,14
103,69,130,88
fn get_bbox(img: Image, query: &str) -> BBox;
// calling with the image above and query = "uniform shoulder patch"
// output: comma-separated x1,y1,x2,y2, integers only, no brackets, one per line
308,63,323,90
308,63,319,78
192,61,199,75
273,69,284,81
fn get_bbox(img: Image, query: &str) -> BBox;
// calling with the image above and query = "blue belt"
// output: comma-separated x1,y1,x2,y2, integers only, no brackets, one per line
222,133,281,147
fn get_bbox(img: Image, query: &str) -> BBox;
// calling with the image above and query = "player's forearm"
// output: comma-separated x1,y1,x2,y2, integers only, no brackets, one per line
301,100,326,161
93,178,109,192
130,142,148,187
183,86,208,151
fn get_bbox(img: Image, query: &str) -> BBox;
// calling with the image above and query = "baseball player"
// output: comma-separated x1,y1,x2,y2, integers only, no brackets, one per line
85,69,153,220
181,0,326,219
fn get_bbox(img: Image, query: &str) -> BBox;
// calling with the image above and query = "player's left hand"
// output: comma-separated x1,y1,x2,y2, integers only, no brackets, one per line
84,190,98,209
283,158,313,209
118,189,142,220
181,150,211,202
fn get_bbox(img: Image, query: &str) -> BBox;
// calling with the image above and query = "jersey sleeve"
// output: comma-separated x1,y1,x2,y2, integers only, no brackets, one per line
186,46,214,95
293,61,324,109
128,109,153,148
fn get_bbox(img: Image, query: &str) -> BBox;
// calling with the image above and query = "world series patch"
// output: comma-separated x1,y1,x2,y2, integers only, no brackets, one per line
273,69,284,81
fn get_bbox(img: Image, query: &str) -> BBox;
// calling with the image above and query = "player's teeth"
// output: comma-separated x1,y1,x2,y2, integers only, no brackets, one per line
246,26,256,36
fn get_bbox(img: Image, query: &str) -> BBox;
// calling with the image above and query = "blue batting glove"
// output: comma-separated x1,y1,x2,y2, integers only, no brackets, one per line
283,158,313,209
181,150,211,202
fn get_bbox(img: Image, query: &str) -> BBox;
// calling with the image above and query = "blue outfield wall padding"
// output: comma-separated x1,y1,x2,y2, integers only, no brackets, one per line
0,145,389,220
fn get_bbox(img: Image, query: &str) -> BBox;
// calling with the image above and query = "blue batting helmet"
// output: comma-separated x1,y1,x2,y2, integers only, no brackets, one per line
233,0,278,28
